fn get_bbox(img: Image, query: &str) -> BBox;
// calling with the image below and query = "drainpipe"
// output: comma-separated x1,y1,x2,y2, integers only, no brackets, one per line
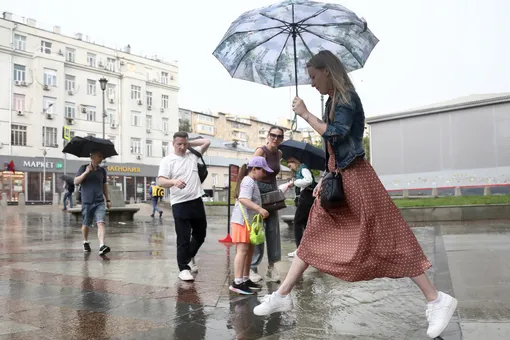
118,75,122,163
8,23,18,156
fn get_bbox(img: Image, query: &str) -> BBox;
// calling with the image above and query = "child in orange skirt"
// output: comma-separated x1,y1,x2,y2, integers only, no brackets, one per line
229,156,272,295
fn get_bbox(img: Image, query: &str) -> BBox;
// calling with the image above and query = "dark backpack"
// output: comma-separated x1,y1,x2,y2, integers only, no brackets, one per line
187,147,208,183
68,184,75,193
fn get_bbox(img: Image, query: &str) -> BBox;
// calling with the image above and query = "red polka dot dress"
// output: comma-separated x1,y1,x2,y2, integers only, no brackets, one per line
296,143,431,282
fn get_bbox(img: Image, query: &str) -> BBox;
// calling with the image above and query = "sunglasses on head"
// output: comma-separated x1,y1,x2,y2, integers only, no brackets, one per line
269,133,284,140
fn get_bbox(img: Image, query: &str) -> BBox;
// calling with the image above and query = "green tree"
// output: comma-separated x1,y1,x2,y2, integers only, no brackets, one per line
362,136,370,162
178,119,191,133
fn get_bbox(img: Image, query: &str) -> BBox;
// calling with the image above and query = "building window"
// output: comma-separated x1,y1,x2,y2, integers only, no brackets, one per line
146,139,153,157
224,174,229,187
231,122,243,129
162,95,169,109
65,75,75,91
212,173,218,186
14,34,26,51
42,126,57,147
161,72,169,84
86,106,96,121
87,53,96,67
43,97,56,114
131,85,141,100
146,91,152,106
107,84,116,100
162,141,168,156
131,111,141,126
130,138,141,154
87,79,96,95
65,102,75,118
162,118,169,132
41,40,52,54
198,114,215,123
44,68,57,87
11,125,27,146
108,109,116,125
14,64,26,82
197,124,215,134
106,58,116,72
66,48,75,62
146,115,152,130
13,94,25,112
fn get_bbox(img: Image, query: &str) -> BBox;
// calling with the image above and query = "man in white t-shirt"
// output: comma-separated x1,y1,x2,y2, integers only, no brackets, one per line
157,131,211,281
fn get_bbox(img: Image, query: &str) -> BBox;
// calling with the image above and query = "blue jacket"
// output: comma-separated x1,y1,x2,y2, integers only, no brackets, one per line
322,89,365,170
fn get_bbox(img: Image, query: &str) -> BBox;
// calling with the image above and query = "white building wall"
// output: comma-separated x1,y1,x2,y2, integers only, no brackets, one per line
0,14,179,166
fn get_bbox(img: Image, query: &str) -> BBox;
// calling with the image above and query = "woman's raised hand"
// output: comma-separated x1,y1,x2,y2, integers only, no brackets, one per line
292,96,308,116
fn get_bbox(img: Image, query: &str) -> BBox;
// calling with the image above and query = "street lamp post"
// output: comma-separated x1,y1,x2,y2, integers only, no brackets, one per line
42,102,54,204
99,77,108,139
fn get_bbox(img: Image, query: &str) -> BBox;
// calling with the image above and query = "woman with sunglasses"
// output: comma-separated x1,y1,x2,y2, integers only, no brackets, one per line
253,51,457,339
249,126,285,283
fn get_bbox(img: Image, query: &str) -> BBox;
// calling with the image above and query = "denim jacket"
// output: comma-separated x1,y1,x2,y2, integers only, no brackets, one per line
322,89,365,170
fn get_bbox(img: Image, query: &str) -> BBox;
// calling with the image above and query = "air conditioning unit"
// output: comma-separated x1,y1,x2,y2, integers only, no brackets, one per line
68,90,73,95
53,143,59,148
147,105,152,110
146,128,151,133
137,100,143,105
43,85,49,91
21,81,28,86
17,111,24,116
120,60,125,65
136,155,141,160
14,80,22,86
98,61,104,67
160,108,165,113
46,113,53,119
110,123,116,129
66,118,74,125
81,107,87,113
109,98,114,104
170,75,174,80
58,50,63,56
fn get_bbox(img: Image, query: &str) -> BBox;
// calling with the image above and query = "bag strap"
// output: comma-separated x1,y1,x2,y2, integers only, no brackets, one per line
187,146,206,165
238,202,252,232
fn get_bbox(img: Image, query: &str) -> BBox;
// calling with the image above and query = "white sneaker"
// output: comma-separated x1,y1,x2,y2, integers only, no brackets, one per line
426,292,458,338
189,258,198,273
178,269,194,281
253,292,293,316
288,250,296,258
250,269,263,283
265,266,281,282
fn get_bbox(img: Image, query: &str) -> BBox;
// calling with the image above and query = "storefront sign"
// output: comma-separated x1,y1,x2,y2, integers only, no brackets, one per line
23,160,56,169
106,166,141,173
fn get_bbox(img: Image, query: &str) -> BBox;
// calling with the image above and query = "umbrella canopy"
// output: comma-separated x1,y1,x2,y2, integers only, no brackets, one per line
279,139,326,170
212,0,378,90
60,174,74,185
62,136,118,159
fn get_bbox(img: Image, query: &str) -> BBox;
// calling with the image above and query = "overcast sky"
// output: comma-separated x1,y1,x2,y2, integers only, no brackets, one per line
4,0,510,127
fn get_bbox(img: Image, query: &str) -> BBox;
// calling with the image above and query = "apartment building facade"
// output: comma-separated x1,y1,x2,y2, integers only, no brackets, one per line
0,12,179,202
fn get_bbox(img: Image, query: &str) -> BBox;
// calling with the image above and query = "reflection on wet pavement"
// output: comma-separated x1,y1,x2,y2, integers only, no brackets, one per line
2,205,499,339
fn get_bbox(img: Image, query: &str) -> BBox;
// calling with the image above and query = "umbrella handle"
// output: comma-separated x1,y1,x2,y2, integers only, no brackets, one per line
290,113,298,132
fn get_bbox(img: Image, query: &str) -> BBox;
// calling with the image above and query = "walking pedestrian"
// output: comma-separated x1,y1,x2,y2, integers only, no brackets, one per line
229,157,271,295
149,181,163,218
62,181,75,210
74,151,111,255
253,50,458,339
157,132,211,281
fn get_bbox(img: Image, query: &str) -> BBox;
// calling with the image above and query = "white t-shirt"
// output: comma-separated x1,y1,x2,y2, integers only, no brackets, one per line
157,147,204,205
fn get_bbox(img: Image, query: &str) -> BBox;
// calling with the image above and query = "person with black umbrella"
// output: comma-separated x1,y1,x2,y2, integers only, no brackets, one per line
74,150,111,256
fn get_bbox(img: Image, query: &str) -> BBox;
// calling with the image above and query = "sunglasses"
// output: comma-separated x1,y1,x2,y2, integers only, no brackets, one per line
254,167,266,172
269,133,284,140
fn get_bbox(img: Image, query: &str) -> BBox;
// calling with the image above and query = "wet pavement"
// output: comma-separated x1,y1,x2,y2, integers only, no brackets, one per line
0,205,508,339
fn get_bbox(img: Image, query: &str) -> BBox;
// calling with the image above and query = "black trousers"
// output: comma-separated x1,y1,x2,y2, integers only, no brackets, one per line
293,189,314,248
172,198,207,271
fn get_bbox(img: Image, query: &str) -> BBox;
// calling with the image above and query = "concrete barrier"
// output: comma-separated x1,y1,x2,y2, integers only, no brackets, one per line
53,193,60,205
18,193,25,207
0,193,6,207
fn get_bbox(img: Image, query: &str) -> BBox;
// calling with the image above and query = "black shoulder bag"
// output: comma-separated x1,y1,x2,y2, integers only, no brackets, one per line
187,147,208,183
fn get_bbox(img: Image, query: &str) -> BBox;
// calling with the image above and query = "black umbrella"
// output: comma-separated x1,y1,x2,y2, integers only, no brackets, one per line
279,140,326,171
62,136,118,158
60,174,74,185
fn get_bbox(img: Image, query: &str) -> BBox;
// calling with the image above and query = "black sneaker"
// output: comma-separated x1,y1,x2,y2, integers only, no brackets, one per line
159,211,163,218
229,281,254,295
83,242,91,252
244,279,262,290
99,245,111,255
150,214,155,218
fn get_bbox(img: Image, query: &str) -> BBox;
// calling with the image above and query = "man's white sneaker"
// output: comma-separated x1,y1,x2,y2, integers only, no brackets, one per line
253,292,293,316
265,266,281,283
178,269,195,281
189,258,198,273
426,291,458,338
249,269,263,283
288,250,296,258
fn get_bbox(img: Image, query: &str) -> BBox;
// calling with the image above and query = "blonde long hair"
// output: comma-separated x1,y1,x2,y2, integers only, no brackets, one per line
306,50,355,121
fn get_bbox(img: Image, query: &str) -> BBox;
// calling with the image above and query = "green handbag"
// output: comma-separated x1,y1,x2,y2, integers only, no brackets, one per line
239,203,265,245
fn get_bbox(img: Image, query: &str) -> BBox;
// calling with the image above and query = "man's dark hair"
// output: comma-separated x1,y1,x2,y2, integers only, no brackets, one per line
173,131,189,140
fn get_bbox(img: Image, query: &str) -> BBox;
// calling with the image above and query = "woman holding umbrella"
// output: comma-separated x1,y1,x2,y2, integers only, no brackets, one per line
253,51,457,339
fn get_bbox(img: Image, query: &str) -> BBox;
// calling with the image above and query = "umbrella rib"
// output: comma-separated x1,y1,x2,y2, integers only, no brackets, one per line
300,27,363,67
217,25,288,46
232,27,288,77
272,33,292,88
295,8,328,27
296,30,314,57
260,12,293,29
